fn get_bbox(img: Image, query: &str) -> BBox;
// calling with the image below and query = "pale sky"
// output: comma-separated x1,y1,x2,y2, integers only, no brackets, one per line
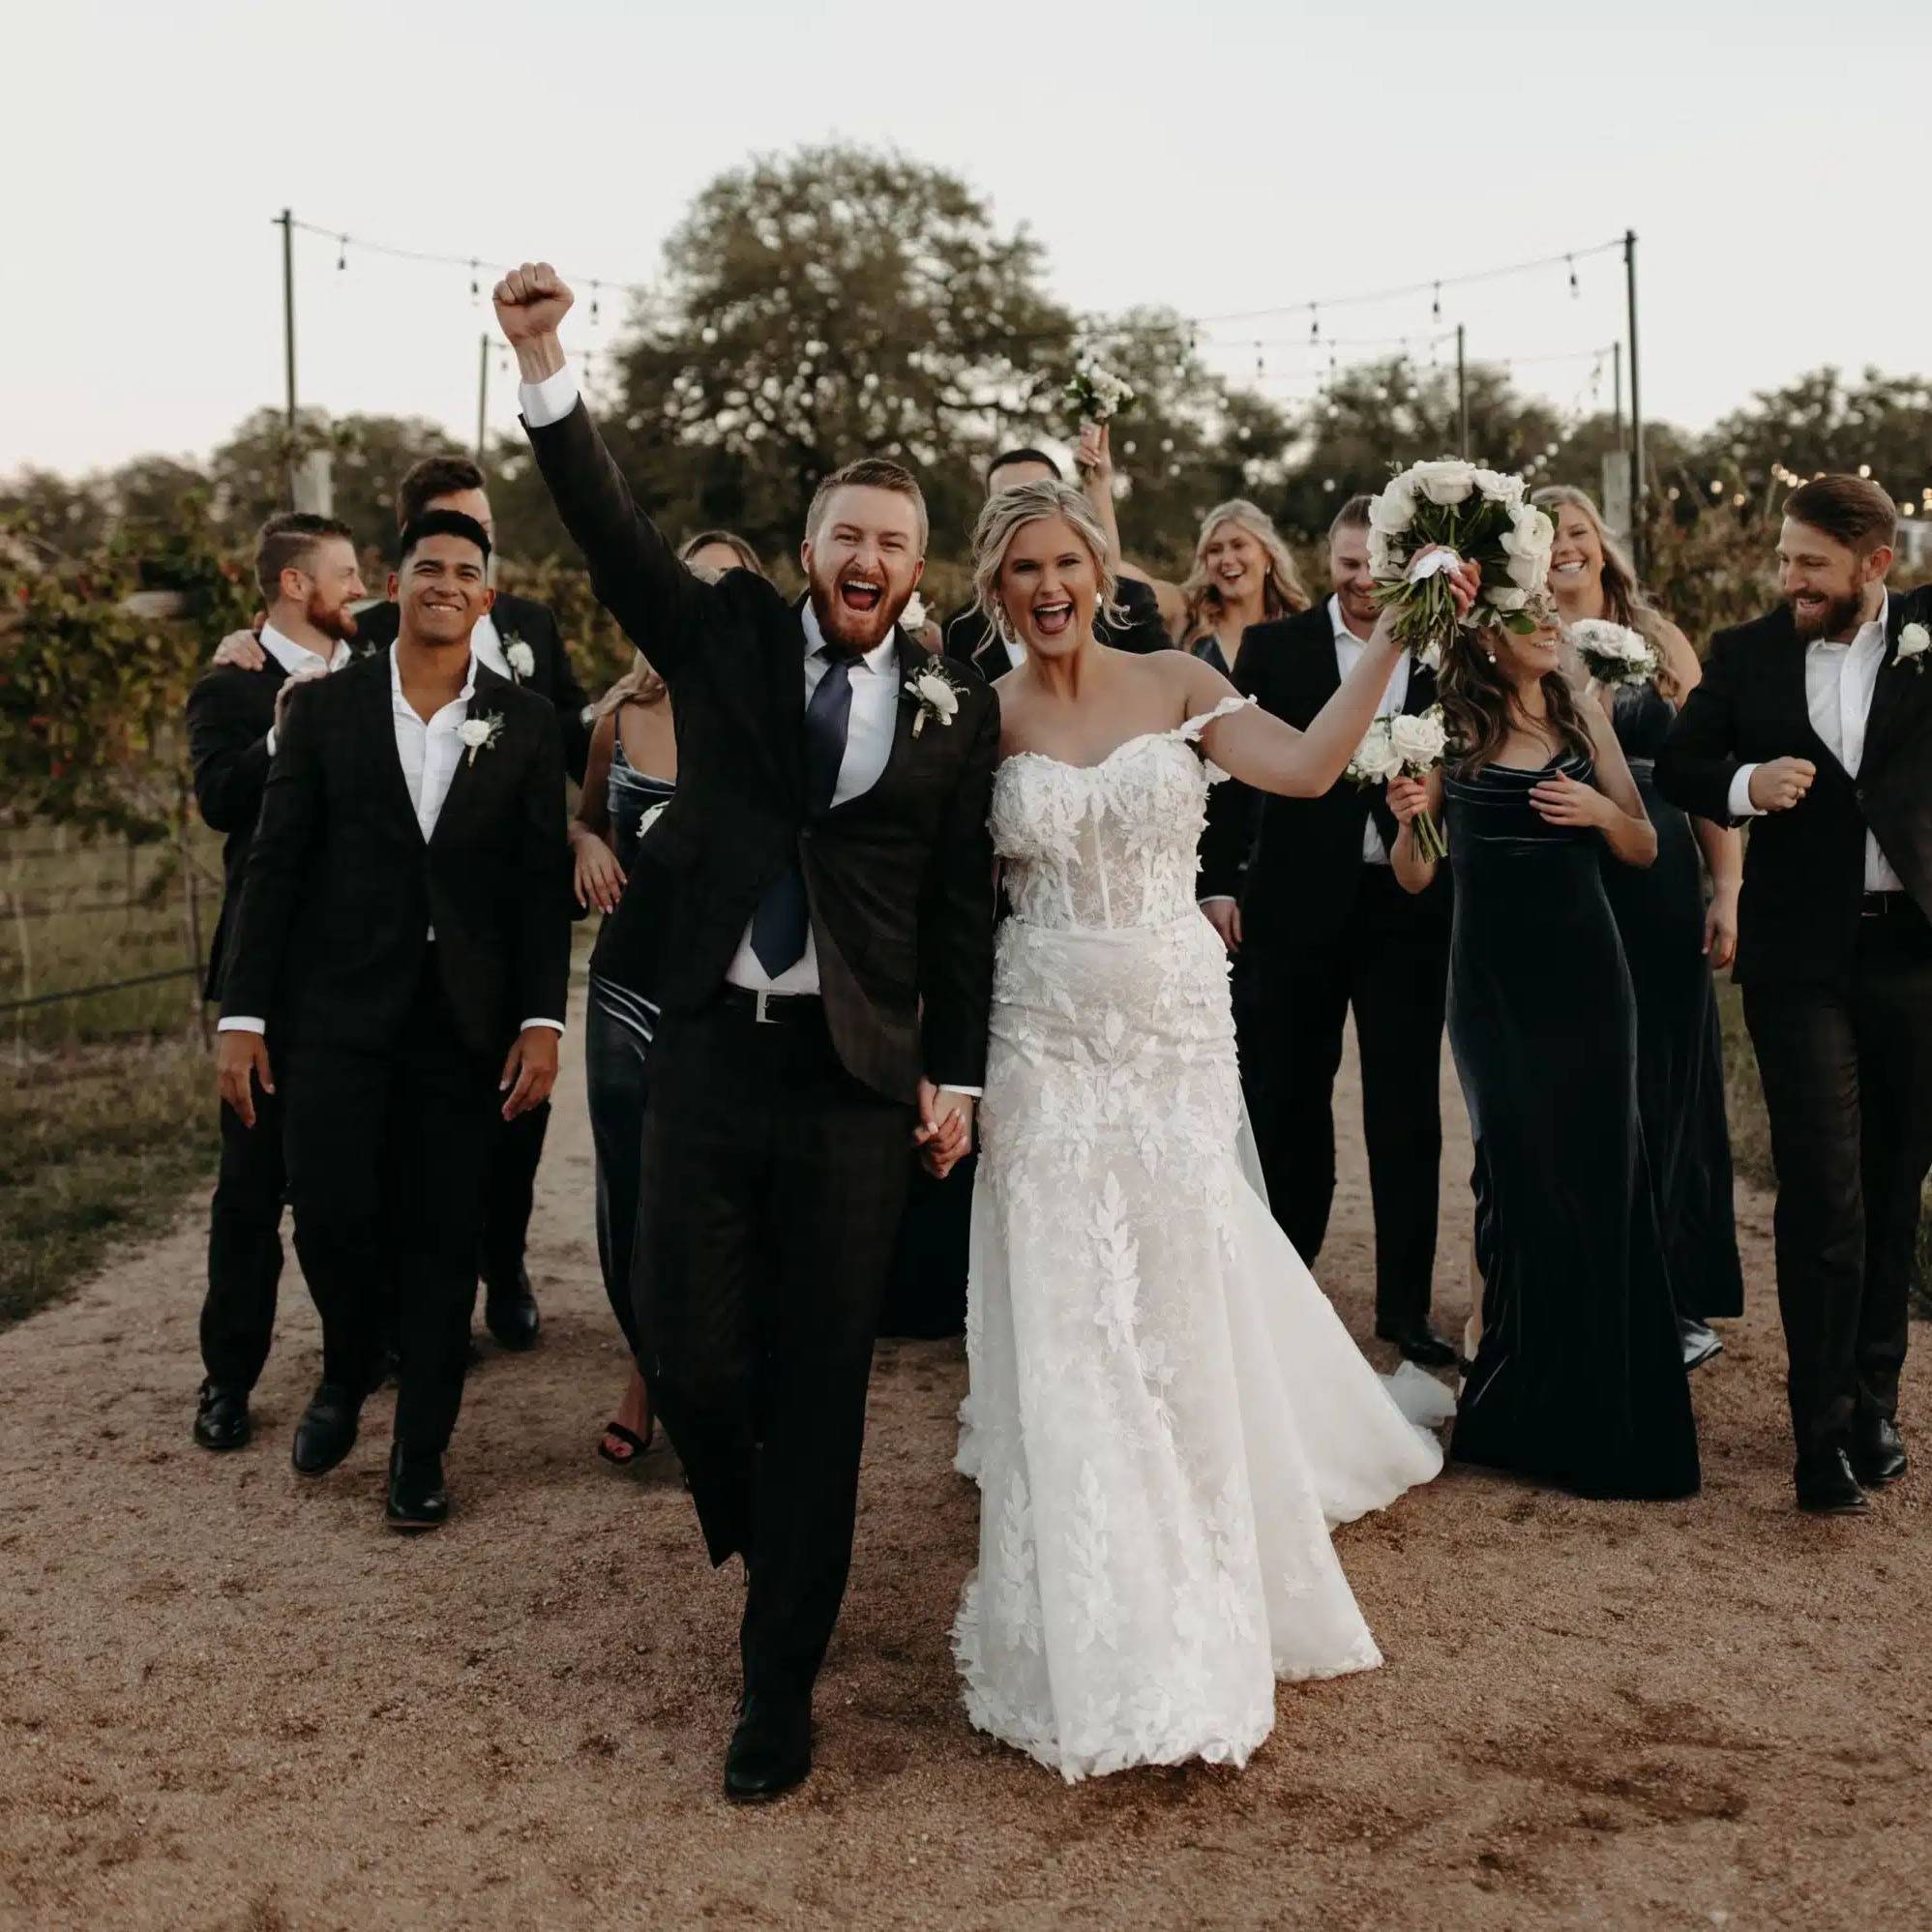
7,0,1927,480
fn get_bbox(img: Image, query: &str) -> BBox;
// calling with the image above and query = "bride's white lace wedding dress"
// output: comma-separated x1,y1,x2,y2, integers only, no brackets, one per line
953,698,1445,1782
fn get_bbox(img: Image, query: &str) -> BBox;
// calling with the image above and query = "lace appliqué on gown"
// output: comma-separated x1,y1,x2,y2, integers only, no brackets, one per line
954,699,1444,1782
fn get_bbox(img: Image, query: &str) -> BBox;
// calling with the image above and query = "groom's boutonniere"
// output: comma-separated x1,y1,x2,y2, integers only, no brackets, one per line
458,712,505,766
501,633,536,682
1896,621,1929,673
906,661,966,739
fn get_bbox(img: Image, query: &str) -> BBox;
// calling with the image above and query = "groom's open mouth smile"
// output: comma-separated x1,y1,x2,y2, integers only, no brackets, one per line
1032,599,1075,639
839,576,885,616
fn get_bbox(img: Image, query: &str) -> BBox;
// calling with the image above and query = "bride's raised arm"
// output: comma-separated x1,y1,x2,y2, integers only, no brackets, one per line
1189,558,1478,797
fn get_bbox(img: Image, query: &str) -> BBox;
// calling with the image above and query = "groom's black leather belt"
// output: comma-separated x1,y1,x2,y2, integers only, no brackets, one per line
718,984,823,1026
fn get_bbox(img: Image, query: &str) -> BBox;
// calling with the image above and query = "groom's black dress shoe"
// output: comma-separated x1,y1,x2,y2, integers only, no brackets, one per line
1795,1446,1870,1515
1376,1322,1458,1370
385,1445,449,1531
724,1694,812,1801
482,1265,541,1352
193,1383,251,1452
1851,1416,1908,1489
291,1382,363,1476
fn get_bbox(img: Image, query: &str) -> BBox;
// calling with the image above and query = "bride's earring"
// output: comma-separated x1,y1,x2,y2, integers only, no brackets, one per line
1485,648,1497,664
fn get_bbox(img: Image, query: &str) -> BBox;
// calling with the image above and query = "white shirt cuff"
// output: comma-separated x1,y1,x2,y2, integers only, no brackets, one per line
1727,764,1764,818
520,363,580,430
943,1086,983,1100
219,1017,265,1034
520,1018,566,1034
265,727,278,757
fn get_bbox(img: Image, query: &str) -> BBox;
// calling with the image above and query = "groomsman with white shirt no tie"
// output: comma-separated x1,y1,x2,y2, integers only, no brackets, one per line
215,456,592,1353
216,511,572,1530
1659,474,1932,1515
185,513,364,1453
1198,493,1456,1368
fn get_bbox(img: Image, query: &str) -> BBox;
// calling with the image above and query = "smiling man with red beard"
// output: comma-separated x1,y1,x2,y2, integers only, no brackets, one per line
496,261,998,1801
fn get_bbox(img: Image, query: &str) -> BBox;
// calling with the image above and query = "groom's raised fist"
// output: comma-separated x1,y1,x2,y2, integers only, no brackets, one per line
493,261,574,342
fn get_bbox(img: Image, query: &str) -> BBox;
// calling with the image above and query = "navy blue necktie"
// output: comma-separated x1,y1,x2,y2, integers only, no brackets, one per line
751,649,857,978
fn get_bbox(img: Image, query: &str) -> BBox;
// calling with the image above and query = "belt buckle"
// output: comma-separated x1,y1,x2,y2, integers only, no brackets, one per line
755,989,779,1025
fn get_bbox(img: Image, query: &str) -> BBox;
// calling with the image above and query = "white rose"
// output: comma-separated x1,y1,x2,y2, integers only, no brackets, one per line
1366,528,1401,580
1485,586,1531,611
458,718,491,750
901,592,929,633
915,670,960,720
1472,467,1526,508
1351,721,1402,784
1368,482,1415,538
1898,621,1930,661
1501,507,1555,591
505,639,535,679
1412,459,1476,506
1388,708,1448,770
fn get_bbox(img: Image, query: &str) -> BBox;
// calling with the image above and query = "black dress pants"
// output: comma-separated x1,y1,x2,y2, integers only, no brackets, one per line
1235,867,1449,1331
282,954,500,1455
1743,904,1932,1456
632,997,913,1701
201,1086,287,1392
479,1099,549,1290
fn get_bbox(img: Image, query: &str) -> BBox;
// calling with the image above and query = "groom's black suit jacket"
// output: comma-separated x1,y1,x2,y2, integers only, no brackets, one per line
1198,605,1451,950
221,653,572,1058
1656,586,1932,986
523,398,998,1102
354,591,593,783
187,656,291,1000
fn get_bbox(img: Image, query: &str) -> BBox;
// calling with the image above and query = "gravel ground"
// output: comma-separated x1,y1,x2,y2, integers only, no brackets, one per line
1,992,1926,1932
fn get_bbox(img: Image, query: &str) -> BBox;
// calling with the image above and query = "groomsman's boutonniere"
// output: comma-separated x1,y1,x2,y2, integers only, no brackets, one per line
458,712,505,766
502,634,536,682
1896,621,1929,674
906,662,966,738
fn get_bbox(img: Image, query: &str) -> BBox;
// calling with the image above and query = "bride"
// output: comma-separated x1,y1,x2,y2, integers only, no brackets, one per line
953,481,1471,1782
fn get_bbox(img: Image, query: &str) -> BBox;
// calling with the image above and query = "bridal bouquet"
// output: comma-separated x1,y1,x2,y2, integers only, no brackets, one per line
1065,363,1135,424
1367,458,1553,666
1567,617,1658,688
1346,705,1452,863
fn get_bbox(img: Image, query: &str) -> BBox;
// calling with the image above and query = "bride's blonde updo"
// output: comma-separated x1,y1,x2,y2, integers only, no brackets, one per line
970,480,1126,644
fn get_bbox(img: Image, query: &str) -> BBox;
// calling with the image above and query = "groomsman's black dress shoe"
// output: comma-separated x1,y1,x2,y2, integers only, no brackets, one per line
1851,1416,1908,1489
482,1265,542,1352
724,1694,813,1801
1794,1446,1870,1515
1376,1322,1459,1370
291,1382,363,1476
385,1445,449,1531
193,1383,251,1452
1678,1317,1724,1371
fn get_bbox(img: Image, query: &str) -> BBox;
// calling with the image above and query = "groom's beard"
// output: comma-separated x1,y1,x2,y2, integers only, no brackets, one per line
1786,584,1864,643
808,570,908,653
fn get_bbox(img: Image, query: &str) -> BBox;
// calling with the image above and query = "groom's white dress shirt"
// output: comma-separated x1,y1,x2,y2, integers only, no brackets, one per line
520,359,972,1088
221,644,563,1038
1726,593,1903,894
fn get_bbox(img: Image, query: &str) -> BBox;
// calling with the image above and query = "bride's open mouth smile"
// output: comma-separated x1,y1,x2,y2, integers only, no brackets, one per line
1031,598,1075,639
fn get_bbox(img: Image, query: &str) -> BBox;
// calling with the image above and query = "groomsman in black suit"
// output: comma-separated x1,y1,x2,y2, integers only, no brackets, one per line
942,447,1171,677
215,510,571,1530
353,457,592,1351
1199,494,1456,1366
185,513,364,1450
1658,474,1932,1515
498,260,996,1799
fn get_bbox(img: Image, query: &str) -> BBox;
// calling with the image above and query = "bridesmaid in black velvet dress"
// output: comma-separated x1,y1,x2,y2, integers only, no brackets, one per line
1535,486,1745,1364
1388,616,1700,1501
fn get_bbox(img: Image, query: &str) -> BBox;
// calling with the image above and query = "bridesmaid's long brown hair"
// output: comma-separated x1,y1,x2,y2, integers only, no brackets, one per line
1439,623,1595,777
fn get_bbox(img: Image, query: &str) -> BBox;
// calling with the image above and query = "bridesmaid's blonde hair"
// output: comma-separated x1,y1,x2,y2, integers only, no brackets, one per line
1179,500,1310,644
1531,486,1681,700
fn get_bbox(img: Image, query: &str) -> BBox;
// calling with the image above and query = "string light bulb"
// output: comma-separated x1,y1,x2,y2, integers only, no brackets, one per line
337,235,347,272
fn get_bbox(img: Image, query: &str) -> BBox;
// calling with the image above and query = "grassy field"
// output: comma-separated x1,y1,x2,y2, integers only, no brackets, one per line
0,824,220,1328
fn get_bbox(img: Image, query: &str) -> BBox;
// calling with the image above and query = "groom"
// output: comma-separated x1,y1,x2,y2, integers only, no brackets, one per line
496,262,998,1799
1659,474,1932,1515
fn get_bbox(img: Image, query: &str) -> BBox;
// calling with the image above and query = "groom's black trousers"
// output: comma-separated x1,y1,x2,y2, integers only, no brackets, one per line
633,995,913,1702
1742,903,1932,1456
282,952,500,1454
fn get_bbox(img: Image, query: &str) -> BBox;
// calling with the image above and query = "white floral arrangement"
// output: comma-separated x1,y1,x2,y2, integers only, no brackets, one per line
502,634,536,681
900,592,931,635
1065,363,1136,425
1897,620,1929,674
458,712,505,766
906,662,966,738
1568,618,1658,689
1345,704,1451,863
1367,458,1552,666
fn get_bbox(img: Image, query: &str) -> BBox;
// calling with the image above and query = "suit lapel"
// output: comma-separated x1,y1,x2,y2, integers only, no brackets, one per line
359,655,423,836
431,665,512,849
769,599,810,805
1860,595,1927,779
828,631,920,820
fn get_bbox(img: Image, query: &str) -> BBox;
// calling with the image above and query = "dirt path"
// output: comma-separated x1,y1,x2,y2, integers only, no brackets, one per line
2,988,1927,1932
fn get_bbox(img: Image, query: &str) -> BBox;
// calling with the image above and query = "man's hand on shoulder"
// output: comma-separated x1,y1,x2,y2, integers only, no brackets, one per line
212,617,268,671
